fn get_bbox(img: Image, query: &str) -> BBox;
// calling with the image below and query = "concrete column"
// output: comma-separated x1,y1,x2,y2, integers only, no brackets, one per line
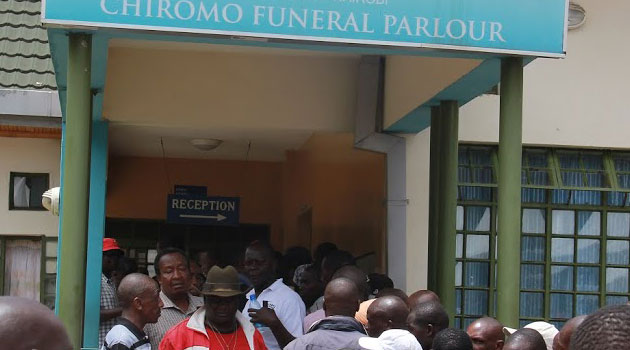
57,33,92,348
387,138,407,291
352,56,407,288
435,101,459,321
427,107,442,292
496,57,524,327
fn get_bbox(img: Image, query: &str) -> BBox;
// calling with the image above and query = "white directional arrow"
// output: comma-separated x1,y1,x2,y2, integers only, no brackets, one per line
180,213,227,221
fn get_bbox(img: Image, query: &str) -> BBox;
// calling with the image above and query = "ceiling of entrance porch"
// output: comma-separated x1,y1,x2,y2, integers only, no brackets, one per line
103,39,483,160
103,39,362,161
383,56,484,130
108,123,314,162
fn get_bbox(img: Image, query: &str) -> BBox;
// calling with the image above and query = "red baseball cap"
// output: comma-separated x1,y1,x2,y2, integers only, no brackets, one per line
103,238,122,252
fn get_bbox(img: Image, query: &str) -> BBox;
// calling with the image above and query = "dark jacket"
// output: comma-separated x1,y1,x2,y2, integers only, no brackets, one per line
284,316,367,350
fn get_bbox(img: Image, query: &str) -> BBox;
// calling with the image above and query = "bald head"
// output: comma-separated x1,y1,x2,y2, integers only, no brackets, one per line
504,329,546,350
376,288,409,304
118,273,159,308
408,290,440,310
553,316,585,350
366,296,410,337
332,265,370,301
323,277,361,317
407,301,449,350
467,317,505,350
0,297,72,350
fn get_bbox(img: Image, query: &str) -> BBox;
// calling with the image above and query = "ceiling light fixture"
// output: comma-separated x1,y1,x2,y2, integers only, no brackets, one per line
568,3,586,30
190,138,223,151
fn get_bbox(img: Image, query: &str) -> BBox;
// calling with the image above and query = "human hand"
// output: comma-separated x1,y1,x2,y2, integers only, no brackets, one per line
247,306,280,327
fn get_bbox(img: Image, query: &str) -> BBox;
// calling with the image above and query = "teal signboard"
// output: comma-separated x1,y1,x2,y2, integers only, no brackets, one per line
42,0,568,57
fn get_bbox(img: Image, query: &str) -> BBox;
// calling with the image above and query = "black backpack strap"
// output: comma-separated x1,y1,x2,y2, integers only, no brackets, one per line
129,336,150,350
105,342,134,350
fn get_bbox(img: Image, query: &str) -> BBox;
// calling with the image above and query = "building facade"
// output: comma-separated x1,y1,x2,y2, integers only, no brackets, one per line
33,0,604,348
0,0,62,308
404,0,630,328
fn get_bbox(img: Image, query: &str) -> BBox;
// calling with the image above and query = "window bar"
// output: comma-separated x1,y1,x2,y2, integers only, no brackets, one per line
492,147,500,184
578,152,589,188
549,150,563,189
544,190,553,322
489,201,498,317
573,210,579,320
600,201,608,308
603,151,619,190
0,238,4,295
461,211,468,320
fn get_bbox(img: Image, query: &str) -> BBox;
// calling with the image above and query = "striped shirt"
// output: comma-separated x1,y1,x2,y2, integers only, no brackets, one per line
143,291,203,350
100,274,120,349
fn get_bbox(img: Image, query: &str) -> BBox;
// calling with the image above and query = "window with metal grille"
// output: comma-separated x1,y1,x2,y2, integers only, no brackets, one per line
455,146,630,329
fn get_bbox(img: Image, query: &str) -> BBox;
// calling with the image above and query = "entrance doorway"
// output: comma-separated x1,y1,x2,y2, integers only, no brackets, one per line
105,218,269,276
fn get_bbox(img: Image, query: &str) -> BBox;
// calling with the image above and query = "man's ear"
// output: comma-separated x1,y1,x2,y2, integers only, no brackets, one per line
133,296,143,311
426,323,435,336
496,340,505,350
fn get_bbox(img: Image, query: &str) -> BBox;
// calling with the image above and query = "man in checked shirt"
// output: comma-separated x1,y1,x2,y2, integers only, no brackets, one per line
100,238,125,348
144,247,204,349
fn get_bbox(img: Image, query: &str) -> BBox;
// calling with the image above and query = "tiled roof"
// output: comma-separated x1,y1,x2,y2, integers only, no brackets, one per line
0,0,56,90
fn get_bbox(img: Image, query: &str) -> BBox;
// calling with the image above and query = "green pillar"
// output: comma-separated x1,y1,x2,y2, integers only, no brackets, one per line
435,101,459,322
58,33,92,348
427,107,442,292
496,57,524,328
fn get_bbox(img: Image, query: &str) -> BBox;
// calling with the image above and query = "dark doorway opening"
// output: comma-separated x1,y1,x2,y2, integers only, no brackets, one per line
105,218,269,276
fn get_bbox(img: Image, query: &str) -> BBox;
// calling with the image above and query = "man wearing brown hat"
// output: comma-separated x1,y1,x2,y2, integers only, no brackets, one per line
160,266,267,350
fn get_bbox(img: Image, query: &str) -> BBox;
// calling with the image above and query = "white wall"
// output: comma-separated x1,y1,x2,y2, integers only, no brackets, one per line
404,129,431,292
460,0,630,148
0,137,60,237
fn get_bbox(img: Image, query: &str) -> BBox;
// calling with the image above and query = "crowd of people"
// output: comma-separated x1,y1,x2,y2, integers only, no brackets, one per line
2,237,629,350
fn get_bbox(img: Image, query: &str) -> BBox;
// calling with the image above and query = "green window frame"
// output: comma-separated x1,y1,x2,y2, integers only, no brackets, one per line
520,189,630,328
455,190,497,328
455,146,630,329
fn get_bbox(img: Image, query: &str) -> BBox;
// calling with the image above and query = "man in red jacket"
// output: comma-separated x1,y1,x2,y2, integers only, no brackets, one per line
160,266,267,350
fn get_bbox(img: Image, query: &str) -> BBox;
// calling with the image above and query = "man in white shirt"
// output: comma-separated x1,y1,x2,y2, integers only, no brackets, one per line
244,242,306,350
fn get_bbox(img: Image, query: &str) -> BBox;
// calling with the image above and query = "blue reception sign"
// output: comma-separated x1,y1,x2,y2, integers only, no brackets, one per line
167,194,240,226
42,0,568,57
